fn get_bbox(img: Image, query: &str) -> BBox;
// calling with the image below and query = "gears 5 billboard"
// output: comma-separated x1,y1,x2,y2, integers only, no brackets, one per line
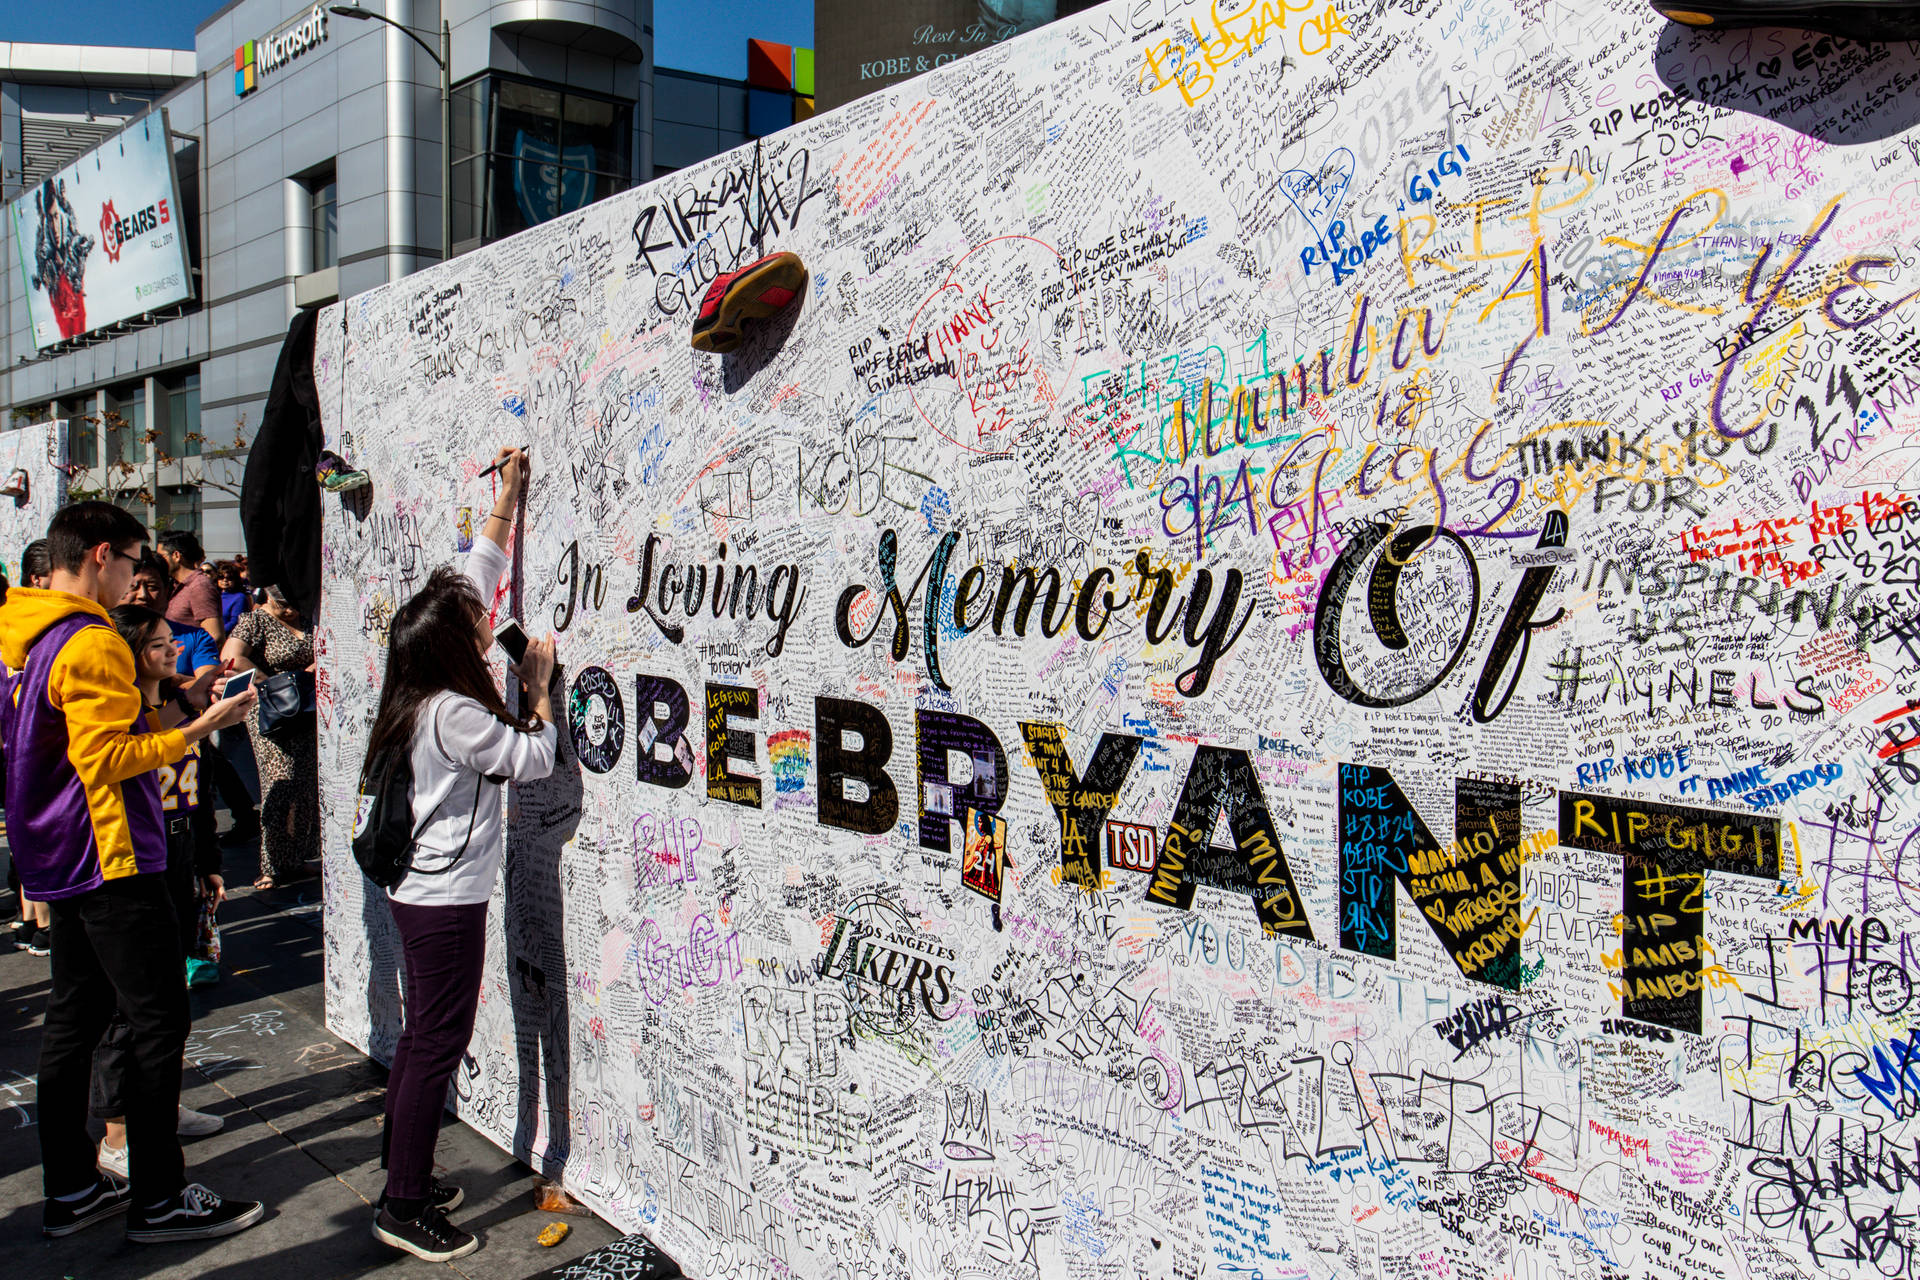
7,112,195,350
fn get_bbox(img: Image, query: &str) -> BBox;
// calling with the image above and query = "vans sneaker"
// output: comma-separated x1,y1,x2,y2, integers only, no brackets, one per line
43,1173,131,1237
376,1179,463,1215
690,251,808,353
372,1203,478,1262
97,1139,130,1179
1652,0,1920,40
126,1183,265,1243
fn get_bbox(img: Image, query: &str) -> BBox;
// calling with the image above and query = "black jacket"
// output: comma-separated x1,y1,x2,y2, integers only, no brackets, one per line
241,308,322,624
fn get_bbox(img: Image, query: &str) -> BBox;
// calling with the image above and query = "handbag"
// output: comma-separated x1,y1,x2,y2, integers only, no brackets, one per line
186,891,221,985
256,669,315,740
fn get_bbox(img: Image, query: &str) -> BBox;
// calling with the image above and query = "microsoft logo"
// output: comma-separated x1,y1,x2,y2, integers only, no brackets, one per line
232,9,327,98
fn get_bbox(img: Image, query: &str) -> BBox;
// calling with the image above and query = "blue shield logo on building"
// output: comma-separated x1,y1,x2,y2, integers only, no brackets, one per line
511,132,596,227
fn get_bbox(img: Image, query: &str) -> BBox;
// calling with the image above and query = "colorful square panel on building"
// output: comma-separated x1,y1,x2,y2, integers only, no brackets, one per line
746,38,792,92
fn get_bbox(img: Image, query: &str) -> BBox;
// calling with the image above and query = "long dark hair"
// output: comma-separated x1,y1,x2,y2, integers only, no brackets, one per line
109,604,168,672
364,566,540,776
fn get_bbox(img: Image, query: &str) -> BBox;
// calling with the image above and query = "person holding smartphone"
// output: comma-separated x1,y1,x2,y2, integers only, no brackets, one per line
91,606,233,1179
2,503,262,1243
362,446,555,1262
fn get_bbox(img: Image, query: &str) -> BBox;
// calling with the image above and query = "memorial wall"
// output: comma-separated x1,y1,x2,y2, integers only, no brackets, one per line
315,2,1920,1276
0,422,68,581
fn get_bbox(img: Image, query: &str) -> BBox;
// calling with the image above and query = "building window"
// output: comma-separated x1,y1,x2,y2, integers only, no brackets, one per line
162,370,202,459
107,383,146,468
450,75,632,247
308,166,338,271
156,485,200,538
451,78,487,249
66,397,98,469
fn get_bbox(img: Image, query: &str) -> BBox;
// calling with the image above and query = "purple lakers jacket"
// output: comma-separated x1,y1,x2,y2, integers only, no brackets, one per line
0,589,185,900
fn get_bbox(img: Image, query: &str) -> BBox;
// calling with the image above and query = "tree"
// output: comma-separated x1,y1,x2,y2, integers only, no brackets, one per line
63,408,249,529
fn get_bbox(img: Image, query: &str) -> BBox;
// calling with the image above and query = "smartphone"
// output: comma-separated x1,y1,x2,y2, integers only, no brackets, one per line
223,669,255,700
494,618,530,664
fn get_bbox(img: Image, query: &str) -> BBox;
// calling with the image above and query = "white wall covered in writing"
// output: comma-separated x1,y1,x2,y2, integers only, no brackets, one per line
318,3,1920,1276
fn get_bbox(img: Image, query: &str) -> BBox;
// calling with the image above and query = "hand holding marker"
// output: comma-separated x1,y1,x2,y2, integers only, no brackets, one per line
477,447,530,480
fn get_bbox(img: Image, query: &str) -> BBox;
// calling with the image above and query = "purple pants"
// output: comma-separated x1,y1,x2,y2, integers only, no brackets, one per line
382,899,488,1201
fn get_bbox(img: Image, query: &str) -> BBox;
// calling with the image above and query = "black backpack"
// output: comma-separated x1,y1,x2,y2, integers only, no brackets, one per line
351,713,484,889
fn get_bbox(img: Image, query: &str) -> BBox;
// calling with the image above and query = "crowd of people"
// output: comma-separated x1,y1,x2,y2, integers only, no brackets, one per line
0,447,551,1261
1,503,265,1241
7,536,281,958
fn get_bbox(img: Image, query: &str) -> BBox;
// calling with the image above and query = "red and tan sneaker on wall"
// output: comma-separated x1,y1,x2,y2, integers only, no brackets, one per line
690,251,808,354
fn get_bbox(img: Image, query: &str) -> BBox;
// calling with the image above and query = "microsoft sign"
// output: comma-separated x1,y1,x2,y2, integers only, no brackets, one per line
235,5,328,96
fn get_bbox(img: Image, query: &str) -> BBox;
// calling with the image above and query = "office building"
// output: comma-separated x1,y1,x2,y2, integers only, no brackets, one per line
1,1,809,555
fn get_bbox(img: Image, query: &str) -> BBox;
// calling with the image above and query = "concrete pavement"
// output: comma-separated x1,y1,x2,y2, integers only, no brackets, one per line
0,850,628,1280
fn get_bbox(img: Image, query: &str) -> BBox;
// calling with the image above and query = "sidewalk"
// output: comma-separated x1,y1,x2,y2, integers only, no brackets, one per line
0,848,623,1280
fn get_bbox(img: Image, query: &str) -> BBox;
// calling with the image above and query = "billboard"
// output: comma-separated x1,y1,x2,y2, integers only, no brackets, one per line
814,0,1060,111
8,112,194,350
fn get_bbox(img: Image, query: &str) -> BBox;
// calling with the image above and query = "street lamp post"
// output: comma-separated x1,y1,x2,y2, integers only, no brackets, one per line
328,4,452,264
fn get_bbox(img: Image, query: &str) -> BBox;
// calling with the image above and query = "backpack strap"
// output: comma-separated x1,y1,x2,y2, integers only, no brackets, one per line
401,698,490,878
406,698,457,843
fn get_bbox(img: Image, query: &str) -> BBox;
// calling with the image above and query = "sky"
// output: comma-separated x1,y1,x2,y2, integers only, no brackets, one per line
0,0,813,81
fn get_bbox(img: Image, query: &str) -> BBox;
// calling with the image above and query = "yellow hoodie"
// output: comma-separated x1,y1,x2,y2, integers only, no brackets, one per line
0,587,186,884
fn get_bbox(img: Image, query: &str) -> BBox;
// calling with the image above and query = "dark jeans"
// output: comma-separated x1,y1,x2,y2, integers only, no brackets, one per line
382,899,488,1202
202,739,257,822
216,726,260,808
40,874,189,1205
92,837,198,1119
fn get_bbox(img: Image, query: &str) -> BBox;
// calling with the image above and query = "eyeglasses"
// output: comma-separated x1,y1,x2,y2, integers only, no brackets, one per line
109,548,143,566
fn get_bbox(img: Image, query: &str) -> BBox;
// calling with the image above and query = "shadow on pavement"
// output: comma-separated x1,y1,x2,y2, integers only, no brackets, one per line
0,832,623,1280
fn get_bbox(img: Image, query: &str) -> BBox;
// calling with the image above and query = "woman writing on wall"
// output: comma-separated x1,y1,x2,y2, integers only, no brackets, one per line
365,447,556,1262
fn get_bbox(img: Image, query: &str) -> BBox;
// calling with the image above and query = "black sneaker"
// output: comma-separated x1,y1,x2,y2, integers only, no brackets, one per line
372,1203,477,1262
1652,1,1920,41
377,1179,463,1214
43,1173,132,1237
23,927,50,956
126,1182,266,1243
